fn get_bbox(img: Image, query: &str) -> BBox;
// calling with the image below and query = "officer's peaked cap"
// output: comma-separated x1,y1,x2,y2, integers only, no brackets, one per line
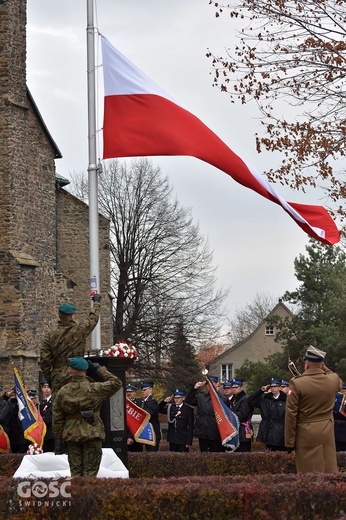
173,389,186,396
305,346,326,362
141,381,154,389
126,384,138,392
270,378,282,386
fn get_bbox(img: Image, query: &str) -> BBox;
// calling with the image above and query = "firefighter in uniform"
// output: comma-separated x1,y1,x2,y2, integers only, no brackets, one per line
285,346,342,473
159,389,194,452
140,381,161,451
52,356,122,477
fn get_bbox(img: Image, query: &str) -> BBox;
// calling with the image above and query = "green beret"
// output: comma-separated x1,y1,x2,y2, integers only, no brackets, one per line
58,303,76,315
68,356,89,370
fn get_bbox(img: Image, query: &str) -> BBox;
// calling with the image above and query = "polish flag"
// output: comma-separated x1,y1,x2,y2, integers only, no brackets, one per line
101,36,339,245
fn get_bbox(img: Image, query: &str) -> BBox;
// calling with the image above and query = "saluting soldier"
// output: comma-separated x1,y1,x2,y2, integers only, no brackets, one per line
52,356,122,477
159,389,194,452
285,346,342,473
40,295,101,395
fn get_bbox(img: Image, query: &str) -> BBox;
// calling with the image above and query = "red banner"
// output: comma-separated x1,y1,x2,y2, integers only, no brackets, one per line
207,378,239,450
126,397,156,446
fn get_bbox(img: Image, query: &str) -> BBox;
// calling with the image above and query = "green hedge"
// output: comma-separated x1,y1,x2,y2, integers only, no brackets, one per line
1,473,346,519
1,452,346,519
3,451,346,478
127,450,298,477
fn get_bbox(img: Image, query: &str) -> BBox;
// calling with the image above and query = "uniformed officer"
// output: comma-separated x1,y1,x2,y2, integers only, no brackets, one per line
228,379,253,452
280,380,290,394
40,295,101,395
140,381,161,452
39,381,55,452
248,377,288,451
125,383,143,452
159,389,194,452
222,380,235,407
333,383,346,452
185,375,224,452
52,356,122,477
285,346,342,473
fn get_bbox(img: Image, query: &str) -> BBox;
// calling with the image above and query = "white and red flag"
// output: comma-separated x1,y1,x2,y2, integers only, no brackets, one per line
101,35,339,246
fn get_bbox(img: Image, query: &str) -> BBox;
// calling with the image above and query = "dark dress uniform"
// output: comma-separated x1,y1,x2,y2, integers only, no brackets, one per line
0,396,28,453
248,387,287,451
228,390,253,452
140,394,161,452
39,396,55,452
185,386,223,452
126,385,144,452
159,396,194,452
53,360,122,477
333,391,346,452
40,301,100,395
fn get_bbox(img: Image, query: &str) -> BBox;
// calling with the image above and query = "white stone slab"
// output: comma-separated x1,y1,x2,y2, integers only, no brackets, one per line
13,448,129,479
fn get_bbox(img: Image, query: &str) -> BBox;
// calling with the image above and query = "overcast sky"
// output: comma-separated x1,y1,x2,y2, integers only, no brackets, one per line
26,0,327,319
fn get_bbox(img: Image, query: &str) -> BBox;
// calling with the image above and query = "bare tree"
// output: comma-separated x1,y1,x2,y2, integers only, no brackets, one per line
70,159,228,370
207,0,346,219
228,292,278,344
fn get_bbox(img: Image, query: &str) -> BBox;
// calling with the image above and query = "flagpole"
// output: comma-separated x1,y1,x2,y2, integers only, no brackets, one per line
87,0,101,349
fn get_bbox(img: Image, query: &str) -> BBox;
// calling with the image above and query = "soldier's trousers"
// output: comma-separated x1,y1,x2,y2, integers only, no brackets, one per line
66,438,102,477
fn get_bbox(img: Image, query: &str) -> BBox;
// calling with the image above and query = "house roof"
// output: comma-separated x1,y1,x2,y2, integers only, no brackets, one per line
207,300,293,366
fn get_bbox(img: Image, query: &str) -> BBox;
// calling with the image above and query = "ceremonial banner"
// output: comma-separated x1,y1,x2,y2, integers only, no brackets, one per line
101,35,339,246
125,397,156,446
207,378,240,451
13,368,46,448
0,425,10,453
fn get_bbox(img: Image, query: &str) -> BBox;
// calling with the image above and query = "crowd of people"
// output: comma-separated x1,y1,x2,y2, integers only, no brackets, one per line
126,375,293,454
0,295,344,478
126,346,345,476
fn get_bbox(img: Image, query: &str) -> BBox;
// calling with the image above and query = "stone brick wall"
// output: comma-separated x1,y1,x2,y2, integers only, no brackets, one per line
0,0,58,391
56,189,113,351
0,0,112,393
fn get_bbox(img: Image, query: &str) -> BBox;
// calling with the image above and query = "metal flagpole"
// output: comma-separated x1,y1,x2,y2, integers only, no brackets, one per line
87,0,101,349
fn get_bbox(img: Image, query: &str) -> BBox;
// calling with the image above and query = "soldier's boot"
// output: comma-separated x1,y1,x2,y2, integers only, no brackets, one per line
54,437,66,455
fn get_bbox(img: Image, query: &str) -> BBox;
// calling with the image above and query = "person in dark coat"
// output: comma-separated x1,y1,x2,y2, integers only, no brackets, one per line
222,380,234,407
227,379,253,452
248,377,287,451
39,381,55,452
333,384,346,452
0,388,28,453
125,383,143,452
159,389,194,452
280,380,290,394
140,381,161,452
185,375,223,452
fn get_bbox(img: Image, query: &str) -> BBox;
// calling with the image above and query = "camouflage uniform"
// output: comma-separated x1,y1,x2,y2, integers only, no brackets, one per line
40,302,100,394
52,366,122,477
